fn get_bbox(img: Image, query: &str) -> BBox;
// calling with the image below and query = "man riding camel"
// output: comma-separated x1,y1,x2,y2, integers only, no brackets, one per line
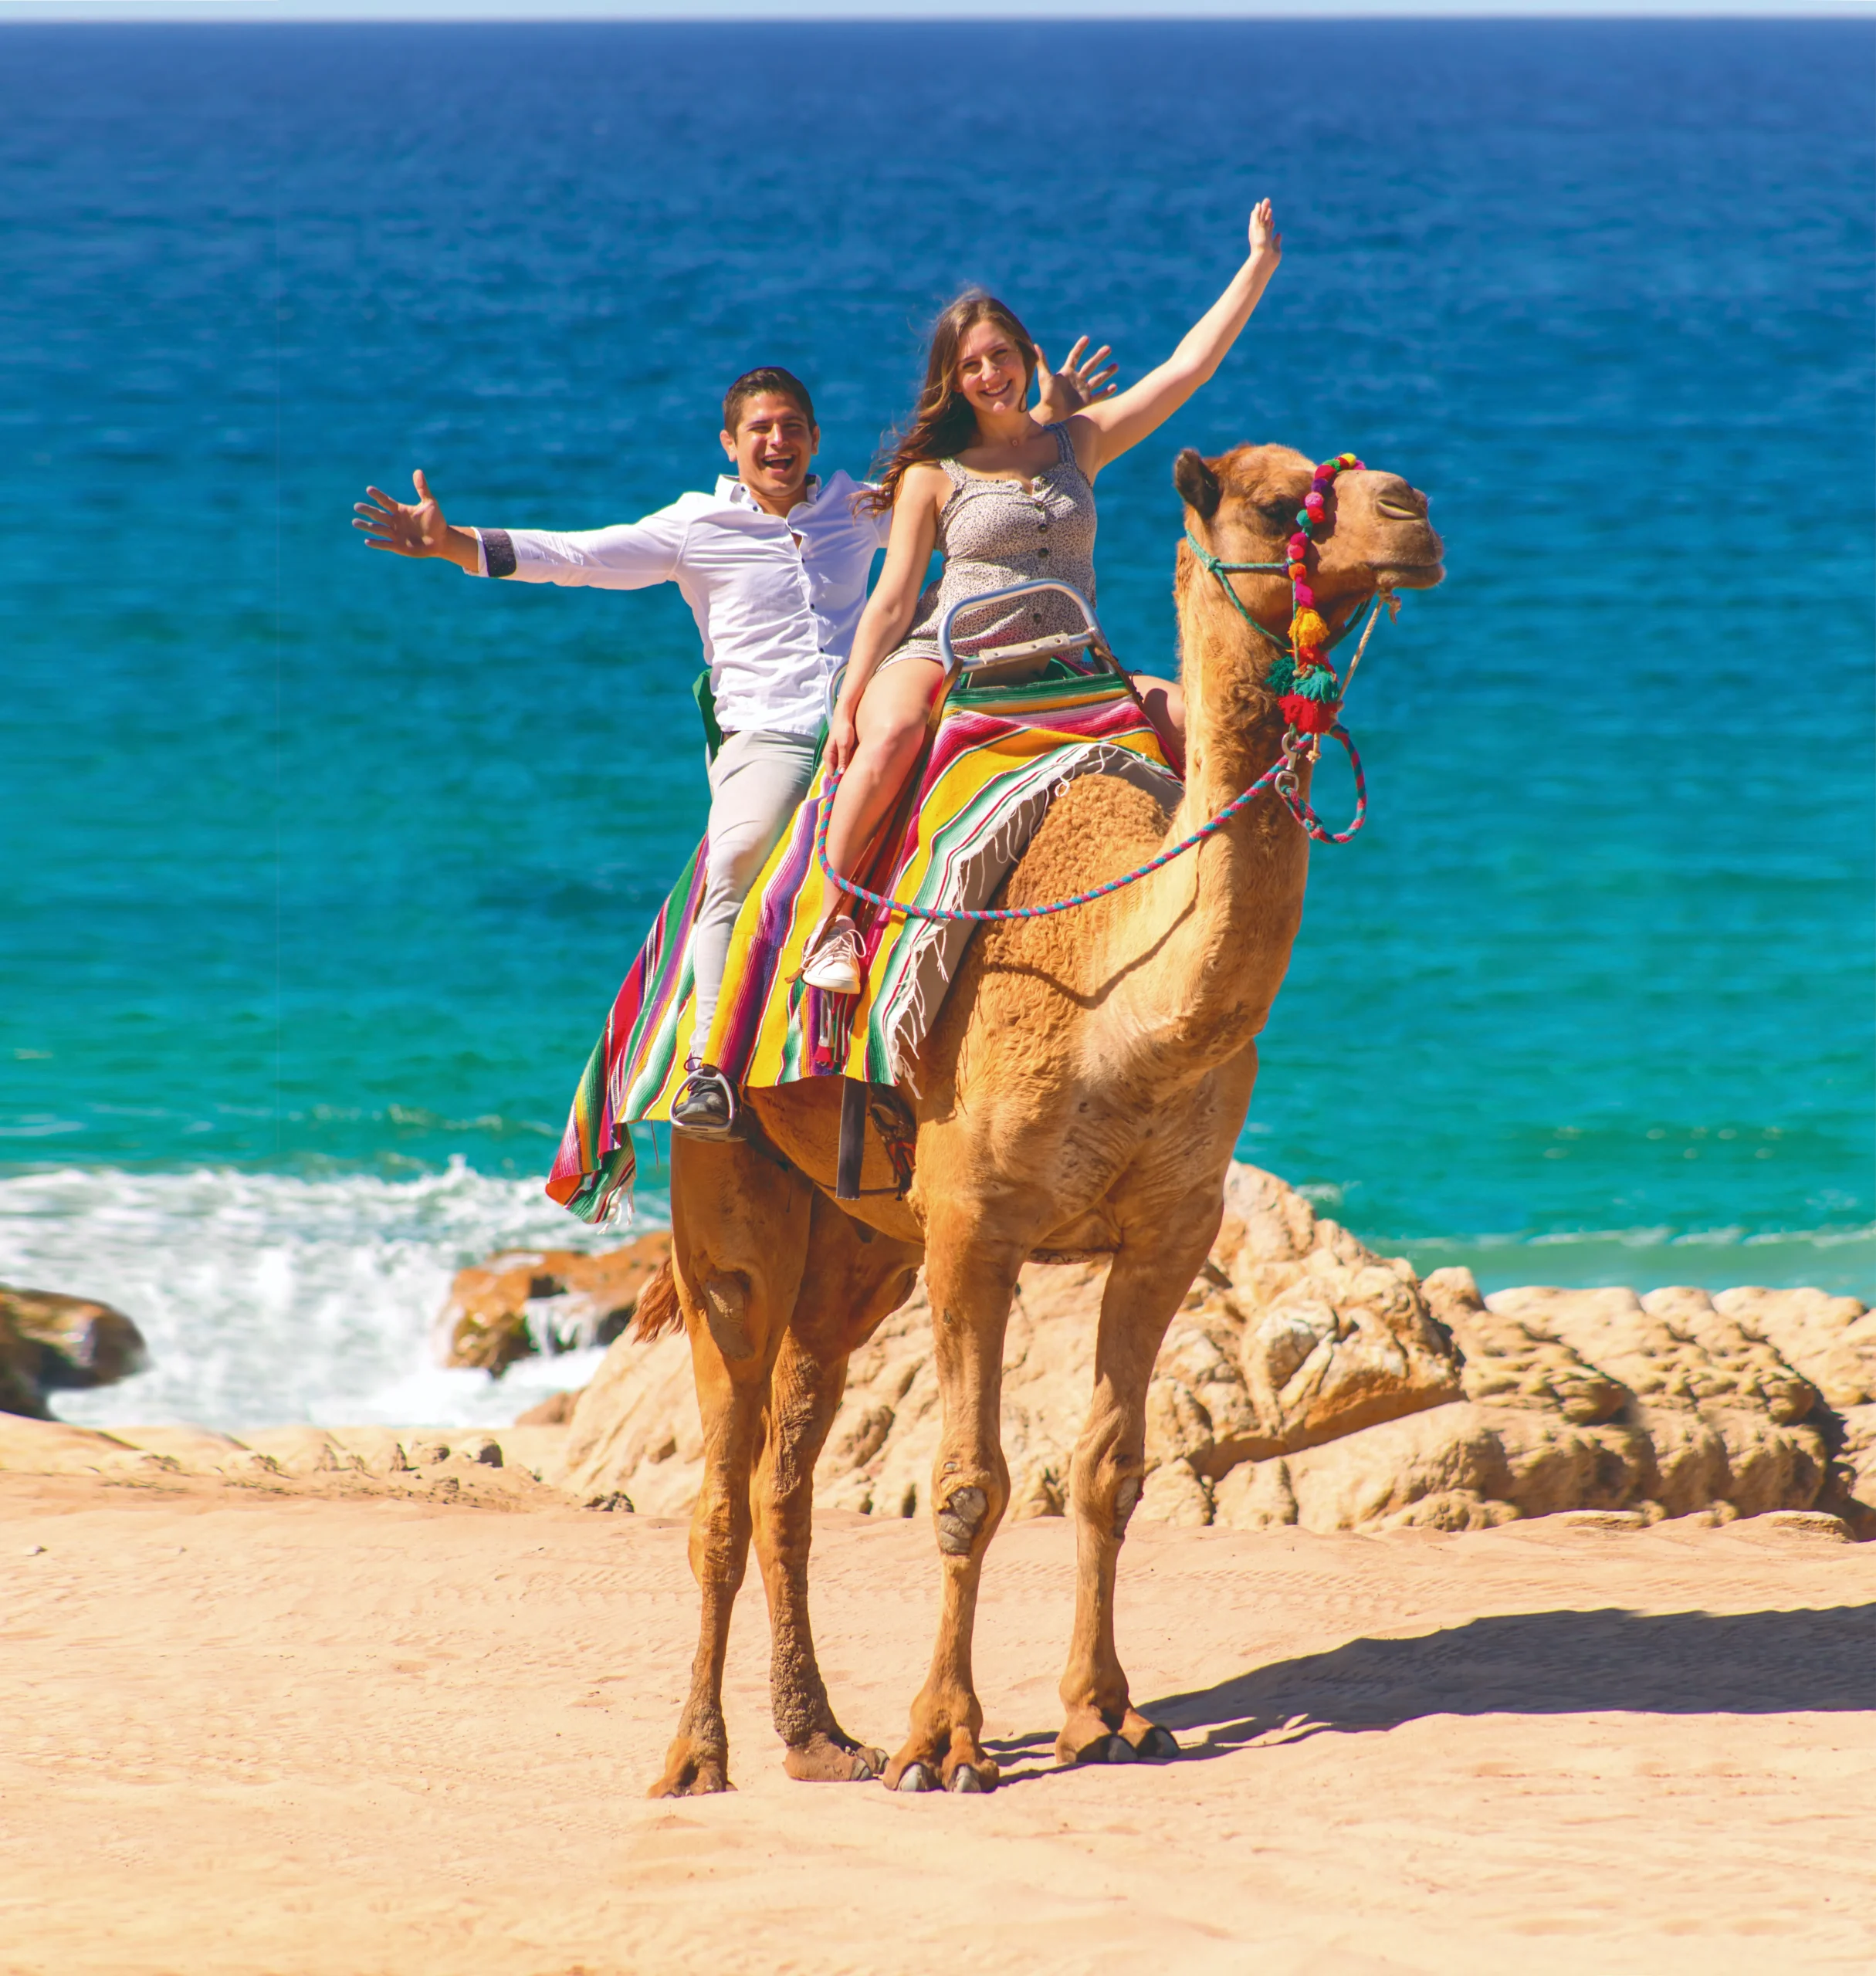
353,350,1115,1139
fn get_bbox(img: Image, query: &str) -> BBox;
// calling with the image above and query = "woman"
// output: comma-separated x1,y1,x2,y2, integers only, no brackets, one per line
803,200,1283,993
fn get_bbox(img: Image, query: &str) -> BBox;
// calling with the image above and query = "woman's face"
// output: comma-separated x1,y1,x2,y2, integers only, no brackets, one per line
953,318,1030,421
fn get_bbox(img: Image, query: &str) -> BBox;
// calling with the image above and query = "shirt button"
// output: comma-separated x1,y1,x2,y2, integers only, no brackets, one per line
1038,546,1049,557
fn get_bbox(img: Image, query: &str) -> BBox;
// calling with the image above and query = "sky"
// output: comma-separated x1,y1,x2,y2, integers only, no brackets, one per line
0,0,1862,20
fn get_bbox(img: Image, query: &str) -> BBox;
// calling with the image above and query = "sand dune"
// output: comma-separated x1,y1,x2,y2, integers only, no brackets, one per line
5,1464,1872,1975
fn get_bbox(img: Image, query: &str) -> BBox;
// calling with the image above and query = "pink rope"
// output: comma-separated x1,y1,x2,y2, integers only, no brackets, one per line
814,724,1367,927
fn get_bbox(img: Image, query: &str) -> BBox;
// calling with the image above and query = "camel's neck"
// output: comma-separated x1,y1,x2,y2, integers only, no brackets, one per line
1105,557,1323,1073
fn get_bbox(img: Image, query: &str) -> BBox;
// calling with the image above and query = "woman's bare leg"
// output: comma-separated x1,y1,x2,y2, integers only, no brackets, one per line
1130,672,1186,777
820,657,946,907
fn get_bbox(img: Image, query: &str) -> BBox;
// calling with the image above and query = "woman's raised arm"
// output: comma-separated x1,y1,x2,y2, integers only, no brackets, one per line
1068,200,1282,476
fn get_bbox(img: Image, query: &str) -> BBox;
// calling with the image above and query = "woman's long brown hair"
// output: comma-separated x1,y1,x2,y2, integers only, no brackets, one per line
863,293,1038,516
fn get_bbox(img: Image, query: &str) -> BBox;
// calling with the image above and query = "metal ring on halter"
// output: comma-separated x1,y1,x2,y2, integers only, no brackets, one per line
937,580,1116,678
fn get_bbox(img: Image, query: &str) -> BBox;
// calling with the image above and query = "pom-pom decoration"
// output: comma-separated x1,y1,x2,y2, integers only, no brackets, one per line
1275,452,1370,739
1280,693,1341,734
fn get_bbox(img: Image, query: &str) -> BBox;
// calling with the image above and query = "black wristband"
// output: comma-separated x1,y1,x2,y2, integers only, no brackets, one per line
481,529,516,579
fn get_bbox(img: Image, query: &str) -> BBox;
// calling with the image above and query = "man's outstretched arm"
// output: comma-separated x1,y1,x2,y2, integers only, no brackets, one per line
353,470,684,588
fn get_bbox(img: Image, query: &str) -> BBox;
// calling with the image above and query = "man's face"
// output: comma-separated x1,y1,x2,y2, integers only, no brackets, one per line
721,393,818,509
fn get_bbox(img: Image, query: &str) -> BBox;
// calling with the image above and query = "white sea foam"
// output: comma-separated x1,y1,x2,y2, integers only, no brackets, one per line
0,1162,667,1434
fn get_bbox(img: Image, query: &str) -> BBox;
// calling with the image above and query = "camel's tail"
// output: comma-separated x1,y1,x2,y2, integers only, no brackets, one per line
631,1260,683,1343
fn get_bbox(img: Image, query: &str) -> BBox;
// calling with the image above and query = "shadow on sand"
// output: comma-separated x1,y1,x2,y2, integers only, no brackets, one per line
984,1605,1876,1783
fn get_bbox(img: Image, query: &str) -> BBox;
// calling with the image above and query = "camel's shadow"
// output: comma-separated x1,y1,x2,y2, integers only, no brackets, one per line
982,1605,1876,1785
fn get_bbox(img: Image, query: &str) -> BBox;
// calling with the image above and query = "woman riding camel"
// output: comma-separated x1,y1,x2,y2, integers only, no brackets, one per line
801,198,1284,994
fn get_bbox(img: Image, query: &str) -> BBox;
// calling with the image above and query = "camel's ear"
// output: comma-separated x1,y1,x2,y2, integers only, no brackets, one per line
1173,448,1222,521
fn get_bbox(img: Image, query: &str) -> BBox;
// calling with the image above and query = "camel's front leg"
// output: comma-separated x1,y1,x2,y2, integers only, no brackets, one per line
649,1137,813,1798
1057,1213,1219,1768
753,1192,923,1784
886,1216,1024,1795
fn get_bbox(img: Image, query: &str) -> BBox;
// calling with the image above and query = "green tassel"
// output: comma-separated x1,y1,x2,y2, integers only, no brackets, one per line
1293,667,1340,702
1266,655,1296,697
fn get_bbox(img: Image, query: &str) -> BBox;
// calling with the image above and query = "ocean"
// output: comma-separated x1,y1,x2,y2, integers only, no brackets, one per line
2,19,1871,1430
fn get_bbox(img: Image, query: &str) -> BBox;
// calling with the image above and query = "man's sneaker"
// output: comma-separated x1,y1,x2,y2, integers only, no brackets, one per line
801,915,864,995
671,1061,740,1141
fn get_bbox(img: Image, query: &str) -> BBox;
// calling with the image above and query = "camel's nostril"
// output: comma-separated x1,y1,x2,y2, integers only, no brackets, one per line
1376,492,1427,521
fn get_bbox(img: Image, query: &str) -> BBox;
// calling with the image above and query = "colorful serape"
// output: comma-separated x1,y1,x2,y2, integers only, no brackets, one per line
546,658,1178,1224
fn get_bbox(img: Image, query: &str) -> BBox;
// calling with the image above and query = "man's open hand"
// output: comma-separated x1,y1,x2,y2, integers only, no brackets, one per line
354,470,452,558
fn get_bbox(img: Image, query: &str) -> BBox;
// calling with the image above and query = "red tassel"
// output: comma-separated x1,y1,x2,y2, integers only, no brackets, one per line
1281,694,1339,733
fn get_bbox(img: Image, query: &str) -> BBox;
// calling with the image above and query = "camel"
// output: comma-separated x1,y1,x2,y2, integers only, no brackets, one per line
640,442,1444,1796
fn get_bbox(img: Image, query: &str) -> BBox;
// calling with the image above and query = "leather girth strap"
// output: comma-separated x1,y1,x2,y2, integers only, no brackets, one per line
834,1079,918,1204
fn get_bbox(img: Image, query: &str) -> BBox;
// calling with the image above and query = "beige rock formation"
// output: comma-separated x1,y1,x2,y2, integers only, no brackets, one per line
0,1415,571,1507
1712,1285,1876,1534
536,1167,1871,1541
435,1233,672,1375
552,1163,1465,1524
1494,1283,1827,1518
0,1284,147,1419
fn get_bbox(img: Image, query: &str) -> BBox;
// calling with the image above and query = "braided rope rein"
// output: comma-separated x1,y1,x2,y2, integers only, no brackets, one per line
812,715,1367,928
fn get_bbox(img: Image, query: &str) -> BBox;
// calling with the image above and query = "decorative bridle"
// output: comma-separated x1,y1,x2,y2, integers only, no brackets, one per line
1182,450,1390,737
812,455,1393,927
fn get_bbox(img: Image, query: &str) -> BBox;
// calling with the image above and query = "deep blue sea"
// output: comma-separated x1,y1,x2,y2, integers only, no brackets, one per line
2,20,1871,1427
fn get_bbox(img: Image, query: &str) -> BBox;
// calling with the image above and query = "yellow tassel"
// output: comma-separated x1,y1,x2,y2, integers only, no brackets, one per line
1291,608,1329,650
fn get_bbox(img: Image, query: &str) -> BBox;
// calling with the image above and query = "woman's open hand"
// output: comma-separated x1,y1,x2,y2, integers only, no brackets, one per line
1033,335,1119,421
354,470,450,557
1248,198,1282,269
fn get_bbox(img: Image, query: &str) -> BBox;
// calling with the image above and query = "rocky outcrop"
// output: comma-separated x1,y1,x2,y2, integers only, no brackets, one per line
1212,1271,1862,1535
0,1286,147,1419
551,1164,1465,1524
534,1165,1874,1538
435,1233,672,1375
0,1416,574,1506
1712,1287,1876,1535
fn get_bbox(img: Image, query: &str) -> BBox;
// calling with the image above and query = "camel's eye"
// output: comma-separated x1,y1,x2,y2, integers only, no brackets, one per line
1256,496,1295,526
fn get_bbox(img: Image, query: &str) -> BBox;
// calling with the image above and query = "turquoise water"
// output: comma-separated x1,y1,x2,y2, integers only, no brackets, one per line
2,19,1872,1424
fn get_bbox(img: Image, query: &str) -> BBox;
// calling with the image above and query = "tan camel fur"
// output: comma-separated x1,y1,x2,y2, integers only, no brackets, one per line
647,444,1444,1798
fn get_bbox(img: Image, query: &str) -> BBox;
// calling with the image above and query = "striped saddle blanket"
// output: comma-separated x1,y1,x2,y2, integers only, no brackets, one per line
546,658,1179,1223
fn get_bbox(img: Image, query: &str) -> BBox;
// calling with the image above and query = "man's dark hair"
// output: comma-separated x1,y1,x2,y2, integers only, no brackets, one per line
723,367,816,436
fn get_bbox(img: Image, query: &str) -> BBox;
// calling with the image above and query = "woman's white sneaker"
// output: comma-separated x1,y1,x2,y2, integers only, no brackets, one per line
801,916,864,995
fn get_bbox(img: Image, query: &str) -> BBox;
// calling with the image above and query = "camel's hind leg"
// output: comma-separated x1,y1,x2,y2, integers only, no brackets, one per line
648,1135,814,1799
1056,1204,1221,1768
753,1192,923,1783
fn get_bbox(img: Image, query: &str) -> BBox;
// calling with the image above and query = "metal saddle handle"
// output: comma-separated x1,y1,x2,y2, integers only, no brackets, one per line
823,579,1120,727
938,579,1116,681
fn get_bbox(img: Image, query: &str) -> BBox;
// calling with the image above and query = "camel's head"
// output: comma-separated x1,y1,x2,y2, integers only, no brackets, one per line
1174,444,1444,638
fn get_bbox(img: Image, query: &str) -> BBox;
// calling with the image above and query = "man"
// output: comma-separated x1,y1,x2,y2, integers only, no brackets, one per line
354,350,1113,1138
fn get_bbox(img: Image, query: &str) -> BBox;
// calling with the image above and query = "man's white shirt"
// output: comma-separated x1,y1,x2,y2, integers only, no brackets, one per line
472,471,890,738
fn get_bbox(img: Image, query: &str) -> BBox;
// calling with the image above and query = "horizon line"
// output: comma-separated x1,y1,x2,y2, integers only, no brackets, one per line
2,1,1868,19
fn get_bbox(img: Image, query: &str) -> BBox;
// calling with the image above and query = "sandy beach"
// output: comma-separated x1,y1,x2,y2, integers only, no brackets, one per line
6,1463,1872,1976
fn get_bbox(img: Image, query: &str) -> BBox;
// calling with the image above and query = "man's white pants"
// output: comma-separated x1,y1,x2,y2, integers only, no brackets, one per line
689,728,821,1062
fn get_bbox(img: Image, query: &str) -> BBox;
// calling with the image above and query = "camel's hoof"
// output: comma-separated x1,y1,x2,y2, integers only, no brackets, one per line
784,1734,886,1784
1104,1734,1139,1765
1133,1725,1180,1761
896,1761,940,1794
646,1758,732,1798
946,1763,989,1795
